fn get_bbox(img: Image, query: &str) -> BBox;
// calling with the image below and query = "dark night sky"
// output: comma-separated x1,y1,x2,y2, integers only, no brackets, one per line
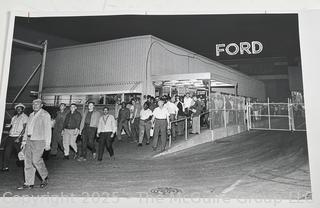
14,14,300,64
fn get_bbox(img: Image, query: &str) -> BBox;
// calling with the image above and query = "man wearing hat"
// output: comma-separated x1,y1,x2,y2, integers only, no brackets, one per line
17,99,52,190
1,103,28,171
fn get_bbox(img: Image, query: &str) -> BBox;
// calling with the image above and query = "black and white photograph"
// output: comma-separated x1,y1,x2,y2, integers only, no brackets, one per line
0,2,319,207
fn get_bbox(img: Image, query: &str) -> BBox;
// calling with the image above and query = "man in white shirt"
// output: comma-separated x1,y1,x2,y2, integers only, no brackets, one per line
152,99,170,152
1,103,28,172
97,106,117,161
138,102,153,146
164,96,178,139
18,99,52,190
184,92,194,116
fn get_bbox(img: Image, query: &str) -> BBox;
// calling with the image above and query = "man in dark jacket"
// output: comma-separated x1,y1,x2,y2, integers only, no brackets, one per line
51,103,68,156
78,102,101,161
117,102,132,141
62,103,82,160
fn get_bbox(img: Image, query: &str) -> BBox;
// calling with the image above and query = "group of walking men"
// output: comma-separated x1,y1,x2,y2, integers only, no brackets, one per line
0,92,204,189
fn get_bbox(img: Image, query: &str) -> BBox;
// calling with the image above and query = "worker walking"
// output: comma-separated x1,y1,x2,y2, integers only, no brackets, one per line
152,99,170,152
17,99,51,190
97,106,117,161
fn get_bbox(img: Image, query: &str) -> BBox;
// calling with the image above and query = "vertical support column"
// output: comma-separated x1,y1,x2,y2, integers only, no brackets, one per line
223,96,227,128
267,97,271,129
247,99,251,131
208,80,212,130
121,93,125,102
38,40,48,99
103,95,107,105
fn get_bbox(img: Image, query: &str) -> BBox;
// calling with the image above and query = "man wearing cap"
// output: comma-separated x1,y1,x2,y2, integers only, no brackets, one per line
51,103,68,157
1,103,28,172
152,99,170,152
17,99,51,190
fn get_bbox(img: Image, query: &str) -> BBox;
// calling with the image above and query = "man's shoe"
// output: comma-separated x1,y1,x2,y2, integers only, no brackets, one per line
146,142,150,145
110,156,115,160
40,177,48,188
138,143,142,147
1,167,9,172
152,147,157,151
63,155,69,160
17,184,34,190
92,153,97,160
73,153,78,159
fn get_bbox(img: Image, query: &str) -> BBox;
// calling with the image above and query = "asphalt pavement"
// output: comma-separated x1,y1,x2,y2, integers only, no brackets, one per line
0,130,311,200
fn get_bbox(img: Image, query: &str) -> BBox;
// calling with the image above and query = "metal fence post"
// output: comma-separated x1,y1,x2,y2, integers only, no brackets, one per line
267,97,271,129
288,98,292,130
185,117,188,140
169,121,172,148
247,100,251,131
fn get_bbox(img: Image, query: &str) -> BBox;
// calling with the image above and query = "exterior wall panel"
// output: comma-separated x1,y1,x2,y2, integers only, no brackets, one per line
43,36,150,88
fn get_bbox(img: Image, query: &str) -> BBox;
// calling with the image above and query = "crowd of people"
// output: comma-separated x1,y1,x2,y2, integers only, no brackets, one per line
0,93,208,189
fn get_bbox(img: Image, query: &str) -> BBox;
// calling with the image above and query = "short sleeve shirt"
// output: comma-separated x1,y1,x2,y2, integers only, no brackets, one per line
9,113,28,137
152,107,169,119
140,109,153,120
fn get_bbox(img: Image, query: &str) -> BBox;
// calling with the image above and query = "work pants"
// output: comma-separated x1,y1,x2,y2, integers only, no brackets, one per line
192,115,201,134
139,120,151,144
81,126,97,158
98,132,114,160
63,129,78,156
117,121,131,140
169,114,177,138
51,128,64,155
24,139,48,186
2,136,20,168
152,119,167,151
131,117,140,141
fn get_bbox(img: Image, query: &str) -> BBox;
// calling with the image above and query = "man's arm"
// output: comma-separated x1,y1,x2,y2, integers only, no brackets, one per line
125,109,130,120
111,116,117,137
97,117,102,136
44,113,52,151
79,111,86,134
166,112,170,129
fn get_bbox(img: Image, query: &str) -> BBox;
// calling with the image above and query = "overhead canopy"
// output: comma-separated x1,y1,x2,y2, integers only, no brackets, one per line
42,81,142,95
152,72,237,87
